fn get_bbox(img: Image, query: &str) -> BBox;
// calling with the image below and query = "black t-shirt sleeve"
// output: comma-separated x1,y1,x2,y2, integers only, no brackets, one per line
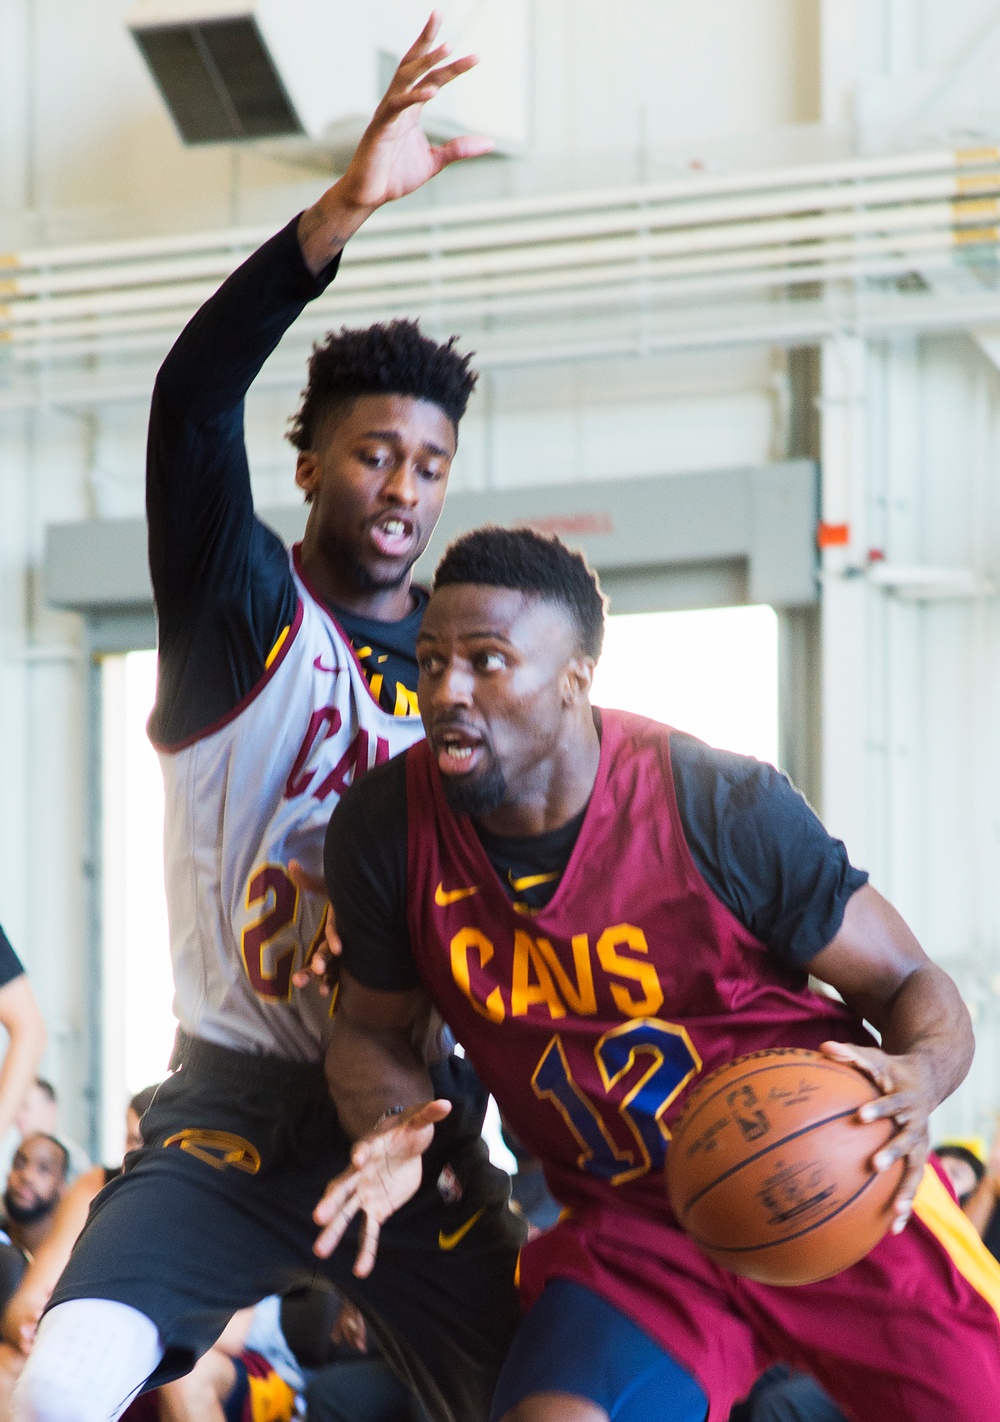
147,218,341,746
324,755,419,992
0,926,25,989
670,733,869,966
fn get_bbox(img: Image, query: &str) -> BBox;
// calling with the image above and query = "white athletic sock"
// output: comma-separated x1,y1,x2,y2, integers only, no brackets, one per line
13,1299,163,1422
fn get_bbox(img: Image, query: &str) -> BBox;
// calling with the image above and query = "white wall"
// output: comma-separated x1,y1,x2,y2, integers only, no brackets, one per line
822,328,1000,1141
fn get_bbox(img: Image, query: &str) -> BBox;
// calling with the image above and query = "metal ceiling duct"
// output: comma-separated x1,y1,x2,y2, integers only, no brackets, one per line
125,0,528,155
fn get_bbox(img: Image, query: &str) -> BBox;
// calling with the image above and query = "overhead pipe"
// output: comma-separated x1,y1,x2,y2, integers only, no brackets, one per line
3,141,997,277
3,160,998,301
4,196,991,337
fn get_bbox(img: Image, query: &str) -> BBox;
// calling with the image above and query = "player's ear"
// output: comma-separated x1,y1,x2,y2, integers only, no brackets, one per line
561,655,595,705
295,450,321,505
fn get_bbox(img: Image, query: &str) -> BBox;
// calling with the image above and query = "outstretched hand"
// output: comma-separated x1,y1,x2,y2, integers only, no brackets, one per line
339,10,494,210
313,1100,452,1276
299,12,493,273
820,1039,935,1234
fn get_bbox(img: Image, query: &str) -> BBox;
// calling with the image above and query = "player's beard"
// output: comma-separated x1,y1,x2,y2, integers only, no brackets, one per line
3,1188,56,1227
318,524,418,594
440,759,508,818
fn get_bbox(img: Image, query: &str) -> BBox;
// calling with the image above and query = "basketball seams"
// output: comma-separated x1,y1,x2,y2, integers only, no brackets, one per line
677,1103,868,1216
683,1162,891,1262
675,1102,887,1219
672,1055,876,1147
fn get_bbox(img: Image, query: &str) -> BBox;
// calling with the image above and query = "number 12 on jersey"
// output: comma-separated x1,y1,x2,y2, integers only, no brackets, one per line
532,1019,701,1185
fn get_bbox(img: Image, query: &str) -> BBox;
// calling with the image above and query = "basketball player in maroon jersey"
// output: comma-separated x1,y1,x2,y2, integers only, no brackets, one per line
314,527,1000,1422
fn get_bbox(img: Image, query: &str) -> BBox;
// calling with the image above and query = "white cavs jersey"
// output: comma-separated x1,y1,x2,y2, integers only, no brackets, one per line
157,549,424,1061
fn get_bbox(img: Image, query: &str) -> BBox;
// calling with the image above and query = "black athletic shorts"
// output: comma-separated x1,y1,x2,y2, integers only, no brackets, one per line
49,1034,524,1422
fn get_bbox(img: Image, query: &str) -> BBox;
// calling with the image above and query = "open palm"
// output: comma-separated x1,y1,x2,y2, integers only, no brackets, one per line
339,11,493,212
313,1099,452,1276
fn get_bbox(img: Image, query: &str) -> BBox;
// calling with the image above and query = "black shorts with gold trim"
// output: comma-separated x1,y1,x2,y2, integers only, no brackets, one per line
48,1033,523,1422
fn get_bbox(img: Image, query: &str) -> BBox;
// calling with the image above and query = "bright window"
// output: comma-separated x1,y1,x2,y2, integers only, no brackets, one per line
101,650,172,1161
591,605,779,764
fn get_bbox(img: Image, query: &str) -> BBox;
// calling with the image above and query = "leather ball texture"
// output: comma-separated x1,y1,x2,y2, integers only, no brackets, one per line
665,1048,904,1286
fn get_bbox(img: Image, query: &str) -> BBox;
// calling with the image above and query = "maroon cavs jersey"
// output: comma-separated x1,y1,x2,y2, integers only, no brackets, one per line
405,710,1000,1422
405,708,873,1220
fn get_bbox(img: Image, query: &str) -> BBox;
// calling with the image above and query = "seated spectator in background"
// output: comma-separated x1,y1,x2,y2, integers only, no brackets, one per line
0,1080,90,1183
936,1142,986,1207
938,1129,1000,1260
1,1136,68,1262
0,1133,70,1353
0,930,47,1153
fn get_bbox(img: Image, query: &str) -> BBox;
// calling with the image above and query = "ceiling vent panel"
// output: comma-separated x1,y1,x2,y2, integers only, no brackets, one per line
126,0,527,157
132,17,302,143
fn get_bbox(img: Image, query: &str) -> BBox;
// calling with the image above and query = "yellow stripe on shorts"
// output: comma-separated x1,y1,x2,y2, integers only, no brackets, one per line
913,1163,1000,1318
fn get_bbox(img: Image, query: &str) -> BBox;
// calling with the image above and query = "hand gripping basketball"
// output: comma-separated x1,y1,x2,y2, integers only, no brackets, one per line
819,1038,936,1234
313,1100,452,1276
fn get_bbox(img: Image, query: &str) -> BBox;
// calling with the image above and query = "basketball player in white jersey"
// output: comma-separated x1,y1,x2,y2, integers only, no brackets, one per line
15,17,522,1422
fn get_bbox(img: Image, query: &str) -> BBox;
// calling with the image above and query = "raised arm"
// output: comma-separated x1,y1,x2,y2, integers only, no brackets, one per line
810,883,974,1234
148,11,491,744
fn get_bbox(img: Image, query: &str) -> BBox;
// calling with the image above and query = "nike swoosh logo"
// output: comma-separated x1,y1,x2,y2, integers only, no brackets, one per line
438,1206,486,1251
434,882,480,907
313,656,342,673
508,869,559,892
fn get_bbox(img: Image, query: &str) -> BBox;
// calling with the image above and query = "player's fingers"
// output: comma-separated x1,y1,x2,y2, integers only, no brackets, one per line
353,1214,382,1278
398,11,443,71
324,908,343,957
313,1208,356,1259
287,859,326,896
313,1169,360,1225
873,1119,927,1172
398,41,451,84
312,1188,361,1257
406,1098,453,1130
432,135,496,169
889,1158,927,1233
419,53,479,92
384,56,477,119
382,84,442,117
820,1040,895,1096
857,1088,917,1125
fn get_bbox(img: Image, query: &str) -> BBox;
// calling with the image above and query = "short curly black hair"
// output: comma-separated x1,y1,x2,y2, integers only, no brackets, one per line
287,318,478,450
433,527,607,660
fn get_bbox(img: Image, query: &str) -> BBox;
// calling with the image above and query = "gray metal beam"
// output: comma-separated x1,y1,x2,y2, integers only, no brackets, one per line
45,460,819,616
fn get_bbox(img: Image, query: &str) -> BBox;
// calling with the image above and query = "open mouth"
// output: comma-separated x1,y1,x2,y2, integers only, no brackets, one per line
433,726,486,776
368,514,416,559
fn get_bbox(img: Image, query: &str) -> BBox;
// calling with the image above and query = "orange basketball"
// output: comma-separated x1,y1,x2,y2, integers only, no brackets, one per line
665,1048,903,1286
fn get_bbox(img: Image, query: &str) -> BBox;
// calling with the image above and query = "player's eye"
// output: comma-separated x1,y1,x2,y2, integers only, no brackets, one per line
360,449,390,469
475,652,506,672
419,654,444,675
418,463,445,482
